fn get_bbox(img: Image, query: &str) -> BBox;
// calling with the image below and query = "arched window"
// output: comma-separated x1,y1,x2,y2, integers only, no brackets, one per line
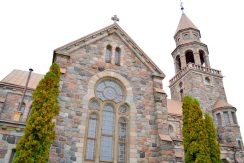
223,111,230,126
105,45,112,63
115,47,121,65
185,50,195,64
118,117,127,162
89,99,100,110
238,140,242,148
85,113,98,160
86,79,129,162
231,111,237,124
168,124,174,134
205,77,211,84
183,33,190,40
180,89,183,101
199,50,205,66
100,104,114,161
216,113,222,126
176,55,181,71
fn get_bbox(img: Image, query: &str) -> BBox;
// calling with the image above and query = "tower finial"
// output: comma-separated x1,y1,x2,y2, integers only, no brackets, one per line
180,0,184,14
111,15,119,23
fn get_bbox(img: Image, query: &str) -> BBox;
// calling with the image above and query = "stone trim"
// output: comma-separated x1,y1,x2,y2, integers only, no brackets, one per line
82,71,137,163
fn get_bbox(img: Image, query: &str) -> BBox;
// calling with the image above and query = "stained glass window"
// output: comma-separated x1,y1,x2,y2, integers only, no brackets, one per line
101,104,114,161
96,80,124,103
86,79,129,162
118,118,126,162
119,104,128,114
86,114,97,160
100,136,113,161
89,99,100,110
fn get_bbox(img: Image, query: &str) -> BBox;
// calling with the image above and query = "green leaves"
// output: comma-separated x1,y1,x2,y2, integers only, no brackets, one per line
14,63,60,163
182,96,221,163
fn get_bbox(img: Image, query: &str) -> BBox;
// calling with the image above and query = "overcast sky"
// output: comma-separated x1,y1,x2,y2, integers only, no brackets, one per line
0,0,244,136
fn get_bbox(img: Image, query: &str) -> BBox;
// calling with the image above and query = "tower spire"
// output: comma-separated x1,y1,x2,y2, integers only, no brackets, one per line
180,0,184,14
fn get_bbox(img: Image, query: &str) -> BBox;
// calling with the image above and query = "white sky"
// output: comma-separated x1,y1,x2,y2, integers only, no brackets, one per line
0,0,244,137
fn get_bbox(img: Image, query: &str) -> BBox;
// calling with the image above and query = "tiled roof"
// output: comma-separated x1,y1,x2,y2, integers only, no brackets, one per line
167,99,182,116
0,69,43,89
214,99,233,109
175,14,198,35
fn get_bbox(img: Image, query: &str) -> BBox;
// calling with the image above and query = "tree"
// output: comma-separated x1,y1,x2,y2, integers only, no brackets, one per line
14,63,60,163
182,96,211,163
205,113,221,163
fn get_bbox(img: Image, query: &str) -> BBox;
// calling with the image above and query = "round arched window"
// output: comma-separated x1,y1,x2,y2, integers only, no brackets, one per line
95,79,125,103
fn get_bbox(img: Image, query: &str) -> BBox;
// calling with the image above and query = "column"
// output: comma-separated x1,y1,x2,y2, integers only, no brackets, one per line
180,55,186,68
194,51,201,65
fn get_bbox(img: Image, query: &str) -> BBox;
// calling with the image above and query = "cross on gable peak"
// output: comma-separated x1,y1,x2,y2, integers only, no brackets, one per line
111,15,119,23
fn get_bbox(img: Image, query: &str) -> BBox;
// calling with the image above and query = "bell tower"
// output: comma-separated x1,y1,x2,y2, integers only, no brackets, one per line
169,12,244,160
169,13,227,112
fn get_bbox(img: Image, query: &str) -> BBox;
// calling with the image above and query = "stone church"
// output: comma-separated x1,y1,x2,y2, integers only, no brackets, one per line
0,13,244,163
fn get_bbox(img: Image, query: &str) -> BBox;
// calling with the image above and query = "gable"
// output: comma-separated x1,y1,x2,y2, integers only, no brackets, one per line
53,23,165,78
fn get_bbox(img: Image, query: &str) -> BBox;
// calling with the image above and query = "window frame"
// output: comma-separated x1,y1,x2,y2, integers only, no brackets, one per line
85,79,129,162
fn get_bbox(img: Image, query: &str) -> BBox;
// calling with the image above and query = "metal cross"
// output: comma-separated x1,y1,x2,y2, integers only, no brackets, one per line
111,15,119,23
180,0,184,13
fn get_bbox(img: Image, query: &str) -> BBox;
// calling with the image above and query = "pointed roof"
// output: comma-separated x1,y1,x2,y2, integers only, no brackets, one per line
214,99,233,109
175,13,198,35
0,69,43,90
53,23,165,78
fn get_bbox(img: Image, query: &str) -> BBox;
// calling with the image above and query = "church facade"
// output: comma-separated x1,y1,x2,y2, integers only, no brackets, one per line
0,14,244,163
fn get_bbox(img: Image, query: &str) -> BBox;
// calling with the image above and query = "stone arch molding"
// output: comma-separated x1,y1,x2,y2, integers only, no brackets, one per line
84,71,134,106
81,70,137,162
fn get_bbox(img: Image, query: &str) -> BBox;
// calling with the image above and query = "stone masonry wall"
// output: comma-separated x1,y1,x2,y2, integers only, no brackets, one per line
170,70,226,112
51,33,165,163
0,85,33,162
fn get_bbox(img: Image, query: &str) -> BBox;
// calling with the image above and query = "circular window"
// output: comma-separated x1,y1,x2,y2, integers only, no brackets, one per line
119,104,129,114
95,79,125,103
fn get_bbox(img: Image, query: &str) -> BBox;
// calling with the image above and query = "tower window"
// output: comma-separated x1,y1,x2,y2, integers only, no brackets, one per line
115,47,121,65
231,112,237,124
223,111,230,126
216,113,222,126
179,82,183,88
205,77,211,84
176,55,181,71
168,124,174,134
199,50,205,66
180,89,183,101
238,140,242,148
193,32,198,39
185,50,195,64
105,45,112,63
183,33,190,40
